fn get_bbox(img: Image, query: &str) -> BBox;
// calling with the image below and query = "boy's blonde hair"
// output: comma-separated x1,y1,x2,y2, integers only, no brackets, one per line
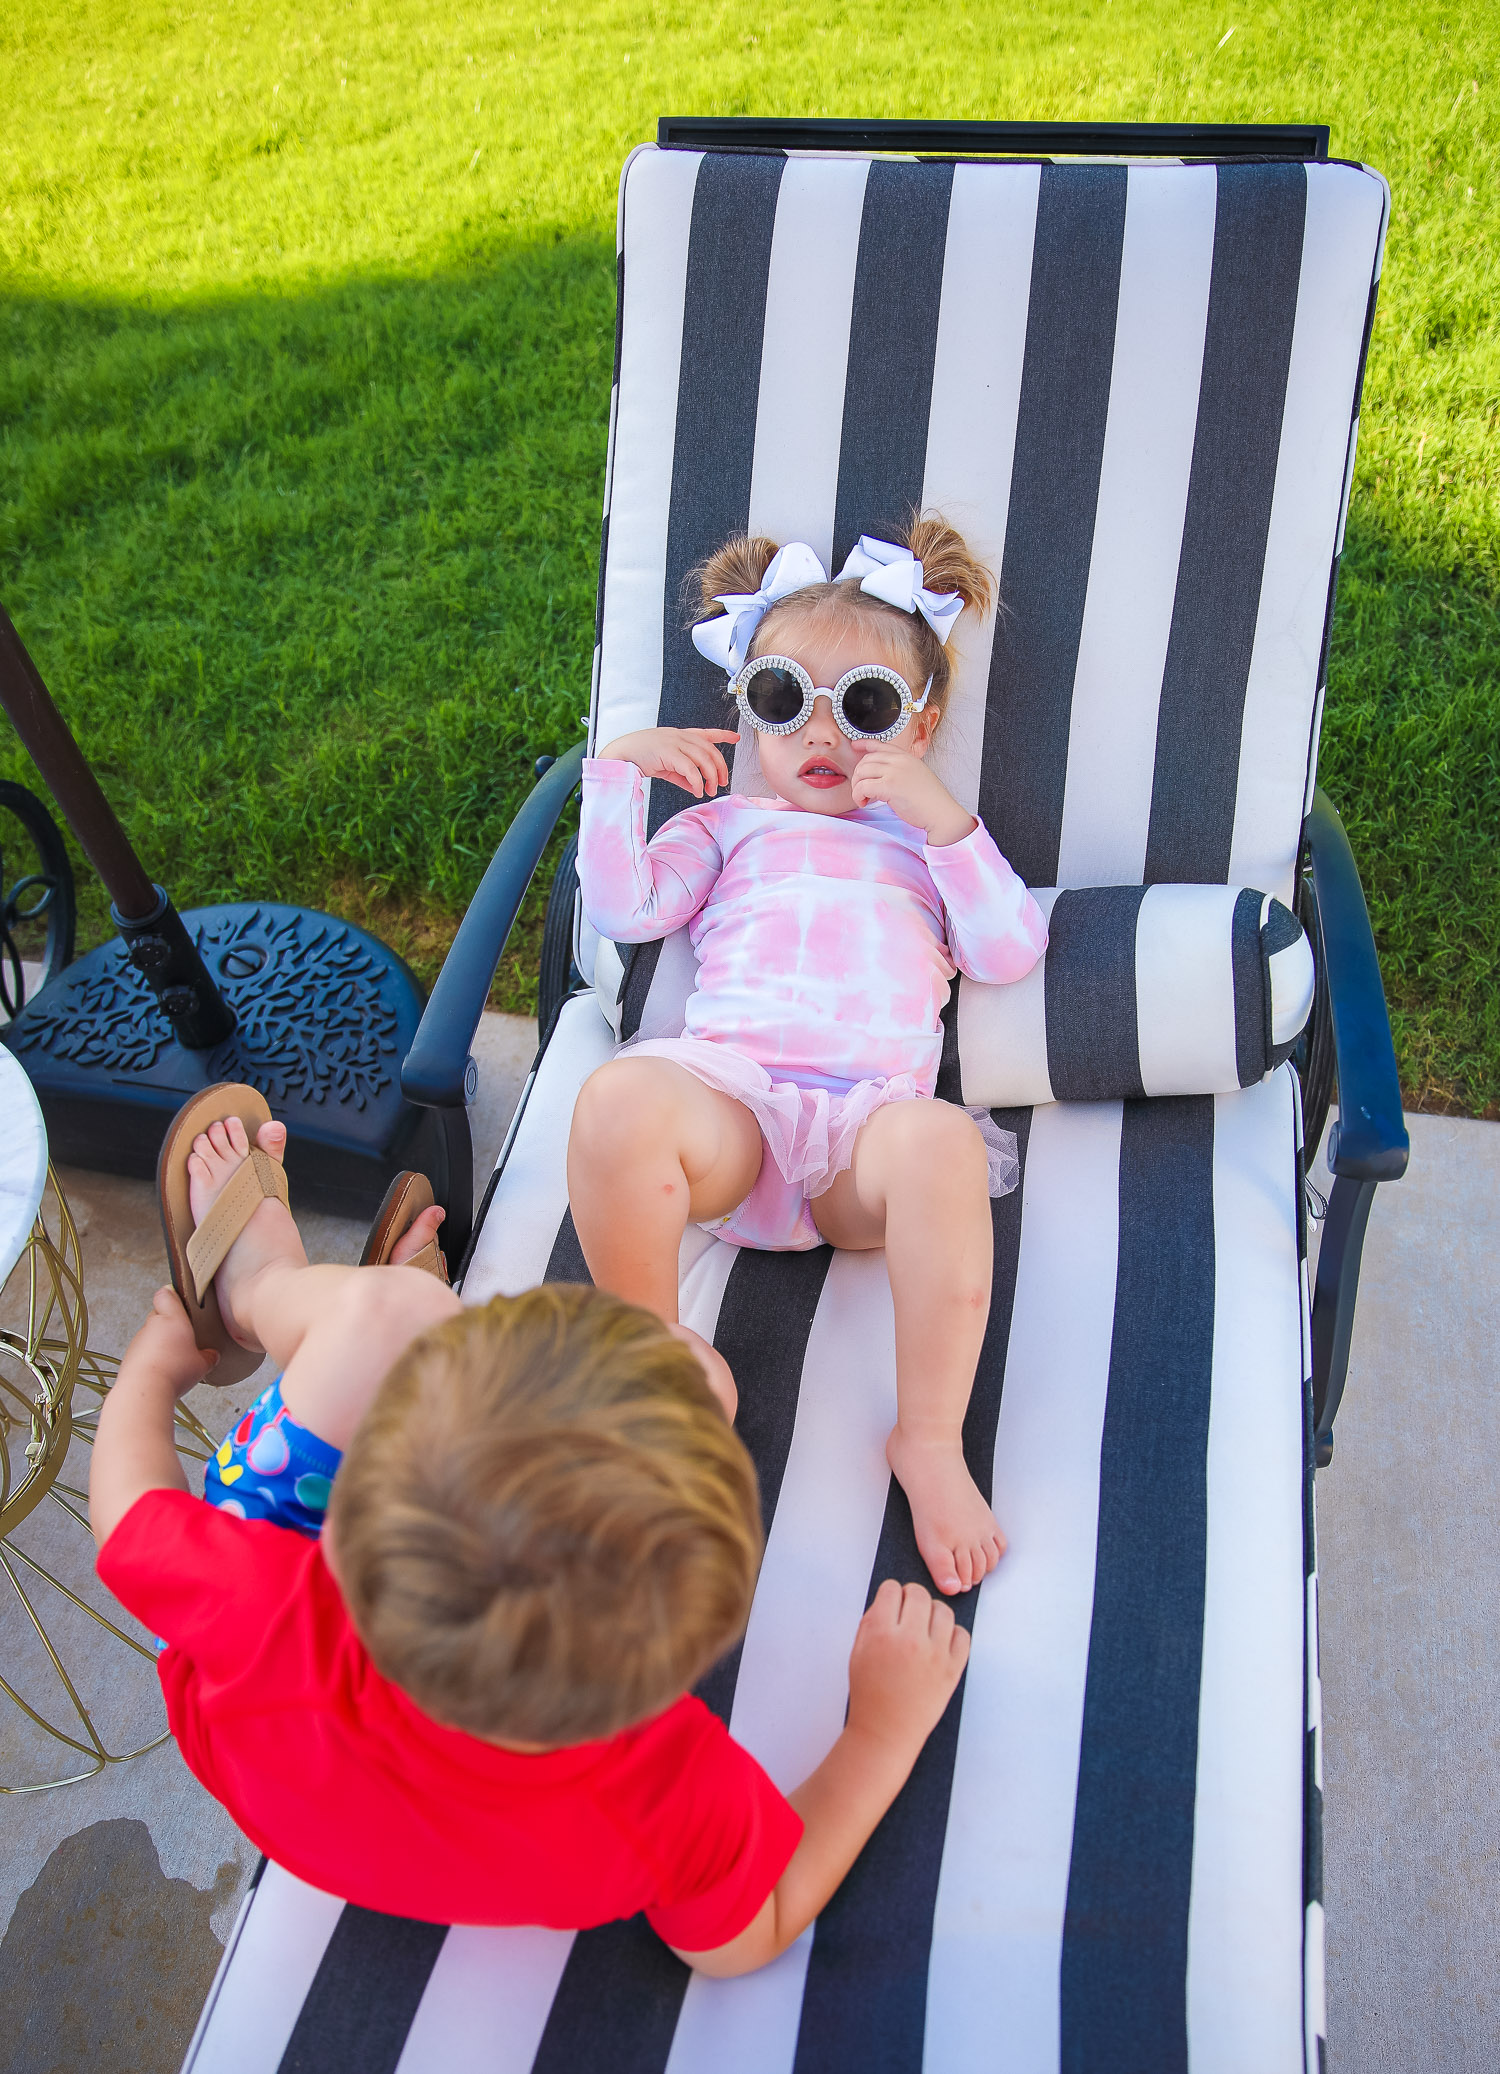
691,510,995,718
327,1286,761,1746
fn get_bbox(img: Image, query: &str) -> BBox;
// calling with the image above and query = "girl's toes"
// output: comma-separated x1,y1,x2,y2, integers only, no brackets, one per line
257,1120,287,1159
225,1116,250,1157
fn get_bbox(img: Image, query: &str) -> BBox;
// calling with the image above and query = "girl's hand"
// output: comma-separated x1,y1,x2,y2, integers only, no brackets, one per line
126,1286,220,1397
850,750,976,846
596,727,740,799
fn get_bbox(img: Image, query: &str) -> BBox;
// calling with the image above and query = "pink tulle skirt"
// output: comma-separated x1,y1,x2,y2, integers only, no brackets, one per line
622,1035,1018,1252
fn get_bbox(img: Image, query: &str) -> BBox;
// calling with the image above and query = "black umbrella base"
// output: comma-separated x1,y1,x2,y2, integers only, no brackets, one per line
2,901,465,1230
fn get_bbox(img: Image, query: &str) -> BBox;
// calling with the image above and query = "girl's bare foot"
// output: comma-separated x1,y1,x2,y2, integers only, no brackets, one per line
884,1427,1006,1596
186,1116,304,1349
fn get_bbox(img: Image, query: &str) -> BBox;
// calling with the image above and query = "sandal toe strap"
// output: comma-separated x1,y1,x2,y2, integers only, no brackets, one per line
185,1149,290,1303
401,1236,450,1284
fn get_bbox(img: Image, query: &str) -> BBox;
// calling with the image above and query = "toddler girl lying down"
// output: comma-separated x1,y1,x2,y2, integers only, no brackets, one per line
570,515,1047,1595
90,1094,967,1974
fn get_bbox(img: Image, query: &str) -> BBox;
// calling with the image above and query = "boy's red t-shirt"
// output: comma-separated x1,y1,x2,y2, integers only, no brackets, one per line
97,1490,801,1945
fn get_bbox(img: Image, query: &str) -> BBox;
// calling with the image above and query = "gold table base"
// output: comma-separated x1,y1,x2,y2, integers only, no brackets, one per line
1,1164,216,1792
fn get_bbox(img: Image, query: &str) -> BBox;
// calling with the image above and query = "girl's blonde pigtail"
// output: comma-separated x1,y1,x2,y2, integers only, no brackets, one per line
687,536,782,626
902,513,995,620
884,512,996,710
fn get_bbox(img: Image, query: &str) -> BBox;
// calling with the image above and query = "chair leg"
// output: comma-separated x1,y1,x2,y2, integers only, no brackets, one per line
402,1104,473,1276
1310,1173,1378,1466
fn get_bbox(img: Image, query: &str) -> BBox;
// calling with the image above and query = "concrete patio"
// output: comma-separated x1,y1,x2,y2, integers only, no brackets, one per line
1,1022,1495,2072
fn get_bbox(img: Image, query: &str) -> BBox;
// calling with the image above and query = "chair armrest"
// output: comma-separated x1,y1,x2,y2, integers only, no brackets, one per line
401,745,585,1108
1303,787,1409,1465
1304,788,1409,1183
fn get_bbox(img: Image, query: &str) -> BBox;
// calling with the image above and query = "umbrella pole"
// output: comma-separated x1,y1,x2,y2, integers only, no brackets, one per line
0,606,235,1049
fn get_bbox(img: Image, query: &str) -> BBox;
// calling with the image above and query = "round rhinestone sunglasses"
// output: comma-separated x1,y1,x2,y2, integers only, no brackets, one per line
729,654,931,745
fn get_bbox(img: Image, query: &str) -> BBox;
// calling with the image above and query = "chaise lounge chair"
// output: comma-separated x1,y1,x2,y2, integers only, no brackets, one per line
182,118,1406,2074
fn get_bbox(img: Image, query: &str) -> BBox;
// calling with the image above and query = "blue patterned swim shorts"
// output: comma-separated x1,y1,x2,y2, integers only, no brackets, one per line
203,1375,341,1538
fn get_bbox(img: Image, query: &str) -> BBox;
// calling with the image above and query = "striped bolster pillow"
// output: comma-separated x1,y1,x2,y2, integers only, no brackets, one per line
952,885,1314,1107
591,884,1314,1106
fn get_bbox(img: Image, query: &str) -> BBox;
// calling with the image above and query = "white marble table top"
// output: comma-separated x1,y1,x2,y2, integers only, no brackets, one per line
0,1048,48,1286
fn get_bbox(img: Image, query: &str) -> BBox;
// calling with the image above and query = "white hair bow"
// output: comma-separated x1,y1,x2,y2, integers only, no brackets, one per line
836,536,965,644
690,541,829,674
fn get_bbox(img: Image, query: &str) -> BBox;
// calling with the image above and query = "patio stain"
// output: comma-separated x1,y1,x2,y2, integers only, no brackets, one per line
0,1819,237,2074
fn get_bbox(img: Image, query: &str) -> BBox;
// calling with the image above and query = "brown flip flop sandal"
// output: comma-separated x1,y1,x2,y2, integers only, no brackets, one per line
360,1171,450,1283
157,1082,290,1389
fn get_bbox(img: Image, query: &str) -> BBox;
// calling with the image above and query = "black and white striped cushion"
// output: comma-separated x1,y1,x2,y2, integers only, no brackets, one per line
584,143,1382,1153
185,145,1387,2074
591,147,1384,897
186,994,1316,2074
952,885,1316,1104
592,884,1315,1103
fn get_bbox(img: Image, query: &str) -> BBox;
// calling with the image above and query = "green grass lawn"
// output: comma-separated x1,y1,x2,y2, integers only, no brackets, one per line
2,0,1496,1109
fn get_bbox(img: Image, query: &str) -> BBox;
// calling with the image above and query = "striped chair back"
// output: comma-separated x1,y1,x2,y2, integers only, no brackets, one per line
590,148,1387,910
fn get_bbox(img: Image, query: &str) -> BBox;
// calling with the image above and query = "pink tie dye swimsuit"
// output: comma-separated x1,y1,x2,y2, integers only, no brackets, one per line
578,758,1049,1250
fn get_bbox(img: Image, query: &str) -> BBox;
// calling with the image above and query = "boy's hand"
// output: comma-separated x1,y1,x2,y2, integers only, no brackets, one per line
91,1289,209,1546
846,1579,970,1758
674,1577,971,1978
850,751,976,846
596,727,740,799
125,1287,220,1396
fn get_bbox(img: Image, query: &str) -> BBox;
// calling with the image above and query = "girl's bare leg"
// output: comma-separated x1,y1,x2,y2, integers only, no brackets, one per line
567,1057,764,1322
186,1118,461,1448
812,1101,1003,1596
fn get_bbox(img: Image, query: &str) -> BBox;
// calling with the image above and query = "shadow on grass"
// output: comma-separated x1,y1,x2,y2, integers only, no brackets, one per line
0,228,615,1009
1,248,1496,1102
